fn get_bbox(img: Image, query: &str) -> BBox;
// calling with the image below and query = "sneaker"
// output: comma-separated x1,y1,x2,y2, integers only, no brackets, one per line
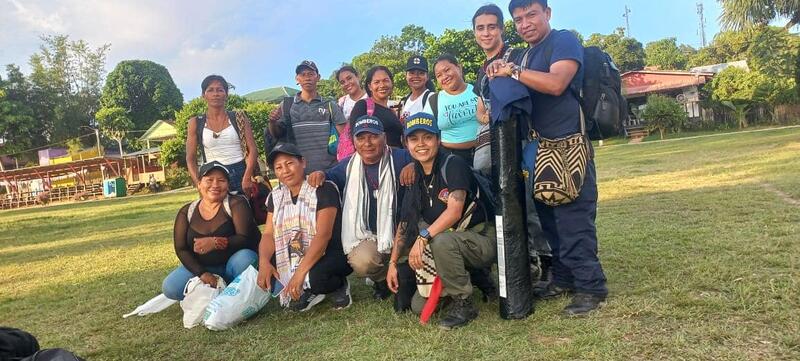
372,280,392,300
330,279,353,310
532,282,573,300
562,293,606,317
439,297,479,330
290,291,326,312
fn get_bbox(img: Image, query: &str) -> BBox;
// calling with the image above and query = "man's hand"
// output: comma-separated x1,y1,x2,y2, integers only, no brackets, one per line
399,163,416,186
386,263,399,293
256,264,280,291
408,236,427,270
268,106,282,124
307,171,326,188
199,272,218,288
487,59,514,79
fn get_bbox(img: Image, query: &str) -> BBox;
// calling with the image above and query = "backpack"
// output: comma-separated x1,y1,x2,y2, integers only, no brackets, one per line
427,92,439,120
336,97,375,160
195,111,241,163
264,97,296,156
187,195,233,221
533,43,629,140
0,327,39,360
398,90,432,118
440,154,496,227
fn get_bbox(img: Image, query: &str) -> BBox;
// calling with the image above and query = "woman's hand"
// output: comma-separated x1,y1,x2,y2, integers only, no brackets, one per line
408,236,427,270
386,263,399,293
213,237,228,251
257,264,280,291
286,270,306,301
199,272,218,288
193,237,216,254
241,177,253,197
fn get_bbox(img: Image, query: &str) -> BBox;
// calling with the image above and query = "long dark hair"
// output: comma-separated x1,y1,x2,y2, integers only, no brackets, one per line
364,66,394,97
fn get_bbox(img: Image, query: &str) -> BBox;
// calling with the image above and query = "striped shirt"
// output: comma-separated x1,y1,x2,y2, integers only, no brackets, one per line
279,93,347,173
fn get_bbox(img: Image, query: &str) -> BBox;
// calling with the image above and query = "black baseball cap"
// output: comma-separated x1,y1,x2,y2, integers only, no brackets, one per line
295,60,319,74
267,142,304,167
352,115,384,136
198,161,230,180
406,55,429,72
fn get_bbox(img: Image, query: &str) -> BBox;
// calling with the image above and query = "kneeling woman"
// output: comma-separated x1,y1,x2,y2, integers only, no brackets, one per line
256,143,353,311
162,161,261,300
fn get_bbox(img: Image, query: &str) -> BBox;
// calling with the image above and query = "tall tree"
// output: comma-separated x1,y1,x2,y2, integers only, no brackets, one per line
425,28,484,85
720,0,800,29
95,106,133,156
351,25,434,96
27,35,110,143
645,38,689,70
0,65,39,158
100,60,183,131
585,28,645,72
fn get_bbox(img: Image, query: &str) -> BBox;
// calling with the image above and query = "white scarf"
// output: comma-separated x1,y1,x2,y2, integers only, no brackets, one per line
341,147,396,255
271,181,318,307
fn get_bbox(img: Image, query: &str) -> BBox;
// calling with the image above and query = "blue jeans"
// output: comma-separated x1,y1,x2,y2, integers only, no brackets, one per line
162,249,258,301
224,160,247,195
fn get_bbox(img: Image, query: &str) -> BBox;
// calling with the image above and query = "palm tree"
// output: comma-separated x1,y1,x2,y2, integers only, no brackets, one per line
719,0,800,30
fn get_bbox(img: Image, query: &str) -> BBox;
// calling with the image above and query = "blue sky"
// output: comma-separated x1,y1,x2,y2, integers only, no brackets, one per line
1,0,722,101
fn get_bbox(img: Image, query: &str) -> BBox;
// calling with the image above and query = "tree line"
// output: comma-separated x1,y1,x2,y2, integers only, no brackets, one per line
2,1,798,166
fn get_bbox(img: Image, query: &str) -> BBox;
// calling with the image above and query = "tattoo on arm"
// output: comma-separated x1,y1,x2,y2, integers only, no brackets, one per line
393,221,408,252
449,190,467,204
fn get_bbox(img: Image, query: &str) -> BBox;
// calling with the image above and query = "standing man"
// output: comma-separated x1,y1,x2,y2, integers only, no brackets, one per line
471,3,552,291
307,115,415,302
386,113,497,330
487,0,607,316
269,60,347,173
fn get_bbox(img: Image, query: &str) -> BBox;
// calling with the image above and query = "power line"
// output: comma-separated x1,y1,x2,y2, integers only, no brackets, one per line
0,133,96,158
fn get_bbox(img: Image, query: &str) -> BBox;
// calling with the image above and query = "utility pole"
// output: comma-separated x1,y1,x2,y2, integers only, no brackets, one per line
697,2,707,47
94,128,102,157
623,5,632,37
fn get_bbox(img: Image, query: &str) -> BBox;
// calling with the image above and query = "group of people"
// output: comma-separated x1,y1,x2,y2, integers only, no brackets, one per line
161,0,607,330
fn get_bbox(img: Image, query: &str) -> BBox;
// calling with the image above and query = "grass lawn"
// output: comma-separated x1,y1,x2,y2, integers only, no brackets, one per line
1,127,799,360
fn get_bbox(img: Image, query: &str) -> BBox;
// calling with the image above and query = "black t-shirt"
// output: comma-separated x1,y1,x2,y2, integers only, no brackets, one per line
350,99,404,148
474,44,512,98
266,181,343,253
420,152,486,229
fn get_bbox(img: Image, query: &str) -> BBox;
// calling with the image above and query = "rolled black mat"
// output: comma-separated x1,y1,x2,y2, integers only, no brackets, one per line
492,116,534,320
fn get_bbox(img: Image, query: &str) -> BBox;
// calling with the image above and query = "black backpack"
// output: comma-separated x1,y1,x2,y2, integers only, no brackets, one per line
0,327,39,360
264,97,296,156
532,43,628,140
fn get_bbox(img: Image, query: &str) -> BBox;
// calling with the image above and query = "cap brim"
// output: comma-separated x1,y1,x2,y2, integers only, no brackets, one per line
295,65,317,74
406,66,427,72
200,165,230,180
353,128,384,136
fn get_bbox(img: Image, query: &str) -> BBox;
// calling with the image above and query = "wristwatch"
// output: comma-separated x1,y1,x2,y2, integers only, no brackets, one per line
510,64,522,80
419,228,432,244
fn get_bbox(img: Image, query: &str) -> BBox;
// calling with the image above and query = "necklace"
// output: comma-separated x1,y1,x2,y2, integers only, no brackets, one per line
422,173,435,207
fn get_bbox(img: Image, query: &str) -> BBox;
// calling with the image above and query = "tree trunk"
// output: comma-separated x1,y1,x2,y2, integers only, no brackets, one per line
659,128,665,140
117,139,124,156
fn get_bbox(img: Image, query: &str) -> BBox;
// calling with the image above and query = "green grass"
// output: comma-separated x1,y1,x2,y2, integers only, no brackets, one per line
2,128,799,360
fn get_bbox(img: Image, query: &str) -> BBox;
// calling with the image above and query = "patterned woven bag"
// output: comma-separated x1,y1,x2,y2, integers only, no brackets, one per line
531,110,591,206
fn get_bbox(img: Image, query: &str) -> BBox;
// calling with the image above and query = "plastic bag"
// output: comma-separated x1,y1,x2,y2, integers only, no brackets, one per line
122,294,177,318
181,275,226,329
203,266,269,331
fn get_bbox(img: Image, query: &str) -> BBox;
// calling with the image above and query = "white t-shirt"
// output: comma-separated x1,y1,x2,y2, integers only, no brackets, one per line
400,89,432,123
339,93,368,121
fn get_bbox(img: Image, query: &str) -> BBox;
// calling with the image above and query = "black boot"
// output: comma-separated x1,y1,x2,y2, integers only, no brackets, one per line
562,293,606,316
533,282,573,300
372,280,391,300
439,296,479,330
469,267,498,302
393,262,416,313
